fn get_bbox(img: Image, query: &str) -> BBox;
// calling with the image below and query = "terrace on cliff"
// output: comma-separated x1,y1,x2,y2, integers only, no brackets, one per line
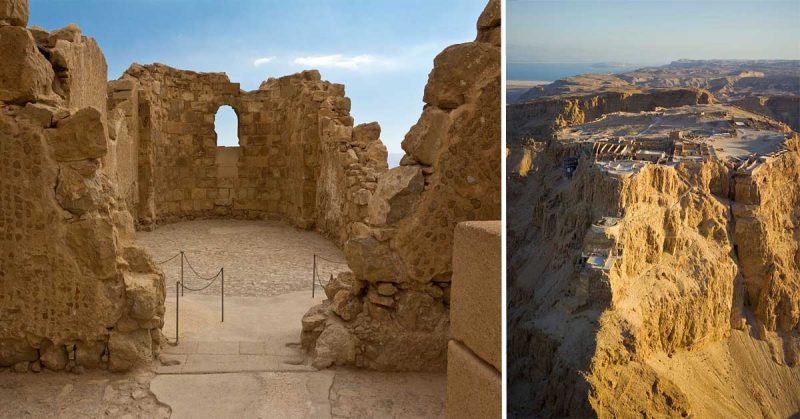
555,104,793,178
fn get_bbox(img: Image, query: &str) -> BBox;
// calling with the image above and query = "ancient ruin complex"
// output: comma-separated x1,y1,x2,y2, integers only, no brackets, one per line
1,0,500,384
508,66,800,416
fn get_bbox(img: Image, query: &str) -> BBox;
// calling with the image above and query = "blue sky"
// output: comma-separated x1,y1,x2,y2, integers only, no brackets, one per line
29,0,487,154
509,0,800,64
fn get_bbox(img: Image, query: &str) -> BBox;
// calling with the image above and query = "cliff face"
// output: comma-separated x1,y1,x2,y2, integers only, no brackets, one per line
734,95,800,132
507,90,800,418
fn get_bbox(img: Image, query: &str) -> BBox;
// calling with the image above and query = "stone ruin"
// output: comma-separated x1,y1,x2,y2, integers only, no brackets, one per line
0,0,500,374
0,0,165,372
301,0,501,371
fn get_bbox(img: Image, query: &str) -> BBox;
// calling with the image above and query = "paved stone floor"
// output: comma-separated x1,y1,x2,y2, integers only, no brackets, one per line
136,219,349,296
0,220,446,418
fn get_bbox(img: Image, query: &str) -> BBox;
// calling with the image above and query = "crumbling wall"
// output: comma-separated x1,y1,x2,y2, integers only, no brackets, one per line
115,66,387,243
301,0,501,371
0,0,164,373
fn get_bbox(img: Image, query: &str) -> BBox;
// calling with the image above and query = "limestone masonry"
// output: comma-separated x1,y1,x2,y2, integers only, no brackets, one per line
301,0,500,372
0,0,500,376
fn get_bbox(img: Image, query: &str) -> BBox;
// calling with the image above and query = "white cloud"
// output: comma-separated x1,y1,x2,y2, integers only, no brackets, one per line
292,54,394,71
253,56,275,67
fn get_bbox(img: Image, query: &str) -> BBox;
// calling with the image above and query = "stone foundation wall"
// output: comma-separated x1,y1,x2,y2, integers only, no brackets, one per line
0,0,164,373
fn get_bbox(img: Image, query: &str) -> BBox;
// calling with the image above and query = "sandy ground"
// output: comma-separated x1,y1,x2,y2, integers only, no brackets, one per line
0,220,446,418
136,219,349,296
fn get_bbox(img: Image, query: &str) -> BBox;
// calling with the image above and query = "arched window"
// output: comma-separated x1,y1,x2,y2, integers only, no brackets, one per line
214,105,239,147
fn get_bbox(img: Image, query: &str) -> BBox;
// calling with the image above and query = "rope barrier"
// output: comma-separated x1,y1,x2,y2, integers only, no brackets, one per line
157,252,182,265
314,254,347,264
157,250,225,344
182,253,222,281
180,273,221,292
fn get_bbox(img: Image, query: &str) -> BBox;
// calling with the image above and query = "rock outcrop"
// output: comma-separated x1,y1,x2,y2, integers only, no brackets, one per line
0,2,164,373
301,0,500,371
507,79,800,416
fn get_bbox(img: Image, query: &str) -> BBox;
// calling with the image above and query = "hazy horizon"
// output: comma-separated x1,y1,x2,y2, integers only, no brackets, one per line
509,0,800,64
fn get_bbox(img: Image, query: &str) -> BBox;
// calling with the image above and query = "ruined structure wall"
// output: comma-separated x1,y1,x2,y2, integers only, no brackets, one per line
0,3,165,373
301,0,501,372
112,65,387,244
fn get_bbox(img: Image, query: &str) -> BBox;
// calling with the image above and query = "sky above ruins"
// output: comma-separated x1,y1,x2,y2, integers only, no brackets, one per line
508,0,800,64
28,0,488,156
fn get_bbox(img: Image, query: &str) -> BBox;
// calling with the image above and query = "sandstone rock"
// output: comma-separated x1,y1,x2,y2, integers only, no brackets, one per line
423,42,499,110
123,273,163,321
0,0,28,27
75,340,105,368
39,340,68,371
476,0,500,46
20,102,59,127
344,237,401,282
323,271,355,300
0,339,37,367
301,304,328,333
367,166,424,226
367,290,395,308
401,107,450,165
376,283,397,296
331,290,363,321
312,320,356,369
65,217,118,280
352,122,381,147
49,23,81,44
365,141,389,170
12,362,27,373
0,25,55,104
48,106,108,161
108,330,152,372
55,162,104,216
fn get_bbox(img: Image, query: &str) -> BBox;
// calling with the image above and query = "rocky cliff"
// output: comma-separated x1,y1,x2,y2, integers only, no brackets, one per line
0,0,164,373
508,104,800,416
300,0,500,371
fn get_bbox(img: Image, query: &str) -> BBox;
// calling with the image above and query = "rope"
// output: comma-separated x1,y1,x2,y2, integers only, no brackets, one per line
180,272,221,291
157,252,182,265
182,253,221,280
315,254,347,264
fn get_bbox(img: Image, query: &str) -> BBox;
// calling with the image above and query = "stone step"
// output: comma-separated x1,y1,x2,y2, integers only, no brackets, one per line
157,340,311,374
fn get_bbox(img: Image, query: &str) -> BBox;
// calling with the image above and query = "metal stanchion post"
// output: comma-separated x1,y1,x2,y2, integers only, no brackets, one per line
180,251,185,297
175,281,180,344
221,268,224,323
312,254,316,298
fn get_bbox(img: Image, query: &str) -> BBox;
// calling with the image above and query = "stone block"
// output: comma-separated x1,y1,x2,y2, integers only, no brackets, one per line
0,25,54,104
446,340,500,419
451,221,501,371
0,0,28,27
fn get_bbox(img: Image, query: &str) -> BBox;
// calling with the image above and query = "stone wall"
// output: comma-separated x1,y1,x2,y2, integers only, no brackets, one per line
446,221,501,419
114,65,387,244
0,0,164,373
301,0,501,371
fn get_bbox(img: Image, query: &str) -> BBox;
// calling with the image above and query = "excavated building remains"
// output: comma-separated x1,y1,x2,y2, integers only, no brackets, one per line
507,79,800,415
301,0,501,371
2,0,500,376
0,0,165,373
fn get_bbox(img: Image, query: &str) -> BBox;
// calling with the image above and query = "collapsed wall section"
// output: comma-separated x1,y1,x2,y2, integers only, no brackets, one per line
301,0,501,371
0,3,164,373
